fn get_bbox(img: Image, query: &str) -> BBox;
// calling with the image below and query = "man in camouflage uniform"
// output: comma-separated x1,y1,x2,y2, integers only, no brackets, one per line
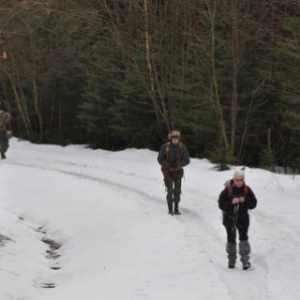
157,130,190,215
0,110,12,159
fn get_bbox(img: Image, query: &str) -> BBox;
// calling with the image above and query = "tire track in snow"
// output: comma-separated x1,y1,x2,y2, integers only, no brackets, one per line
178,188,270,300
7,155,269,300
6,157,235,299
252,210,300,300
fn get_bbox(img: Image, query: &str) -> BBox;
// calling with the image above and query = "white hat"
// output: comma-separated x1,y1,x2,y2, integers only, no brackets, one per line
233,169,245,178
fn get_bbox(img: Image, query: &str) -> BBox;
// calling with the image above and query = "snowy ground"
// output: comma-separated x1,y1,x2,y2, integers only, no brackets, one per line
1,138,300,300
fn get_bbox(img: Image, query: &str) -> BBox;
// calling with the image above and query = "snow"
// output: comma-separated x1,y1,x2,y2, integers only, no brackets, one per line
1,138,300,300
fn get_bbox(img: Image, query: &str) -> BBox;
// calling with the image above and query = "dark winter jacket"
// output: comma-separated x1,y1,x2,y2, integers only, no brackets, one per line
0,129,8,141
218,180,257,220
157,141,190,171
0,111,11,131
0,111,11,141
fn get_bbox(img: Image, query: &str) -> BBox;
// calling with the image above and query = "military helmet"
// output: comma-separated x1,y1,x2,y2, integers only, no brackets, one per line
168,130,181,140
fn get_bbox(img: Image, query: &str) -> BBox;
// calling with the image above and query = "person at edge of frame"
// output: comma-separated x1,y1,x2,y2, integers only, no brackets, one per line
0,110,12,160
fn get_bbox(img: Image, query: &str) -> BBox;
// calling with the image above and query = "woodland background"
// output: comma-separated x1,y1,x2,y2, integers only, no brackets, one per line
1,0,300,172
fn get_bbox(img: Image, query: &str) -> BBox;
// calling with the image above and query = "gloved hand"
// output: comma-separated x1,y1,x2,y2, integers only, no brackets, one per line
162,162,170,169
232,197,245,204
170,162,178,169
176,161,182,168
7,130,13,138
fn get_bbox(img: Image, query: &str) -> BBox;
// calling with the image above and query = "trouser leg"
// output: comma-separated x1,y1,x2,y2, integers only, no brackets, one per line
0,137,8,159
173,177,182,204
224,217,236,244
165,175,174,213
173,178,182,214
237,215,249,241
165,170,183,215
223,216,237,268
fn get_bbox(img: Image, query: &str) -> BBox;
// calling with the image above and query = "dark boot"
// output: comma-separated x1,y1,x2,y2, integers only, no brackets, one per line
174,203,181,215
226,242,237,269
239,240,251,270
167,201,173,215
1,152,5,159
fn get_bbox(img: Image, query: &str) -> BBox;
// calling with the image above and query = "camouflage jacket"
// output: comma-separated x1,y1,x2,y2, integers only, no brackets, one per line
157,141,190,171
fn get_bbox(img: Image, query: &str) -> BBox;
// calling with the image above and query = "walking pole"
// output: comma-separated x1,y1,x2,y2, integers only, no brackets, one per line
231,203,239,235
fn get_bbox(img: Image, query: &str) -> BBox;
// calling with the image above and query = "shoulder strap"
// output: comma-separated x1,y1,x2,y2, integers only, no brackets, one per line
226,181,249,196
244,185,249,195
178,141,183,155
165,142,170,158
225,181,232,195
166,141,183,156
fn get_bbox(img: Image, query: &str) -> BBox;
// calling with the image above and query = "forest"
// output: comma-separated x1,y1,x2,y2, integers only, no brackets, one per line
1,0,300,172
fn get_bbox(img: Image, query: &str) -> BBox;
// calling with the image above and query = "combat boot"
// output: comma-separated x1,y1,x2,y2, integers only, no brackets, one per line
174,203,181,215
167,201,173,215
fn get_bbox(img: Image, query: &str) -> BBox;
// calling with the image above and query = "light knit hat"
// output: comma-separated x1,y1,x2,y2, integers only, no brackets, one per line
233,169,245,179
168,130,181,140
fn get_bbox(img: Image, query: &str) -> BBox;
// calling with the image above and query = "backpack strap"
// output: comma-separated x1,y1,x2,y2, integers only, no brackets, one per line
225,181,249,196
166,141,183,159
244,185,249,195
225,181,233,196
165,142,170,158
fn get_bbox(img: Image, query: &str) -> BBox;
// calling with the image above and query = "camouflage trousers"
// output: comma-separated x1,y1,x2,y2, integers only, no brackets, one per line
164,169,183,205
0,137,9,158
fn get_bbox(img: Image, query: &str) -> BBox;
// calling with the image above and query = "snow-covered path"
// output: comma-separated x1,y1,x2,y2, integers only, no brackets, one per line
0,138,300,300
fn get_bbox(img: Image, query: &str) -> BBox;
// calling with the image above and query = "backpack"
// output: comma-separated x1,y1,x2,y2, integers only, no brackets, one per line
225,180,249,197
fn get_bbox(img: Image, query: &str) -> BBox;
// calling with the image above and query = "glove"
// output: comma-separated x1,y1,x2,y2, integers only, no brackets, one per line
162,162,170,169
170,162,178,168
7,130,13,138
176,161,182,168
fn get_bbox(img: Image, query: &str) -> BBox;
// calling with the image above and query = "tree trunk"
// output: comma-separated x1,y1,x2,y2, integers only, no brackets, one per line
32,78,43,136
142,0,171,132
230,0,239,159
207,0,230,154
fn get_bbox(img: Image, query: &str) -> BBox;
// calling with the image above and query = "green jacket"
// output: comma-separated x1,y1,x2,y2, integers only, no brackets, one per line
157,141,190,171
0,111,11,131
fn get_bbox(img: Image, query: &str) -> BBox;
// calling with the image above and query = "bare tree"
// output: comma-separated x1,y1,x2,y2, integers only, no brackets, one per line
206,0,230,157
